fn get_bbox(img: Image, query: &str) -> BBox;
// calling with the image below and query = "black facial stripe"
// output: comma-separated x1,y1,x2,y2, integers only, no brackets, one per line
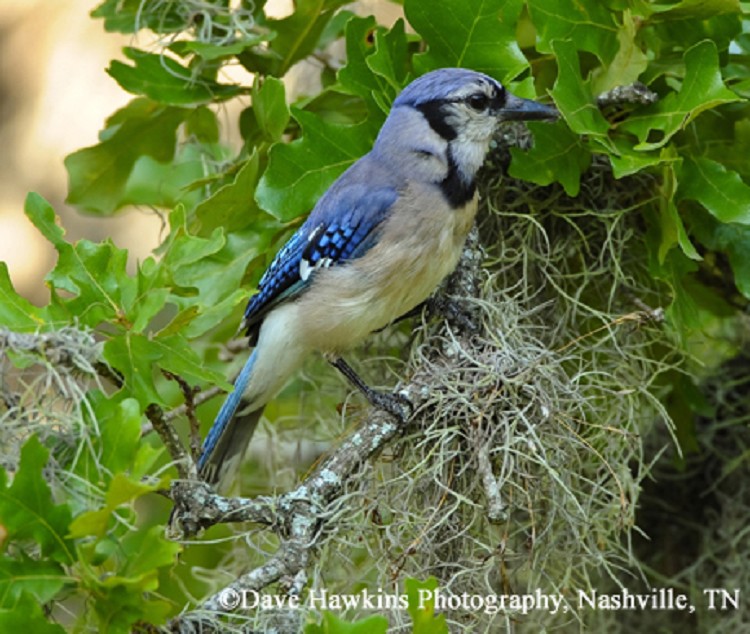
416,101,457,141
490,85,506,111
440,147,476,208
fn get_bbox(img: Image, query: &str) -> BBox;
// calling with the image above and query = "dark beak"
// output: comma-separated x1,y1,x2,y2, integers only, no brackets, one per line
498,94,559,122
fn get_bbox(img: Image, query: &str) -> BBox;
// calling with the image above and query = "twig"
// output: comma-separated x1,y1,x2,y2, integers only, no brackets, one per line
164,386,225,422
145,403,197,480
162,370,203,461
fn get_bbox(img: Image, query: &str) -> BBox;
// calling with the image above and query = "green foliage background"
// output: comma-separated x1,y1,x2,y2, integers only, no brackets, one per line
1,0,749,631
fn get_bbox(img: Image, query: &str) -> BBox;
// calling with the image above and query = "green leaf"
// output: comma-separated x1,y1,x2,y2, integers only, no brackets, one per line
122,141,211,212
195,153,267,233
509,121,591,196
252,76,291,142
405,0,528,81
711,225,750,299
0,557,67,608
98,397,143,474
678,157,750,225
102,334,163,405
69,472,158,538
121,525,181,579
405,578,449,634
687,208,750,300
655,166,701,263
65,98,187,215
621,40,741,151
608,137,677,178
366,18,409,91
108,48,242,106
169,36,268,62
337,17,399,116
159,205,279,338
305,612,389,634
103,332,229,407
162,207,270,337
239,0,350,76
645,238,699,337
25,194,170,331
0,593,66,633
256,110,375,221
659,199,701,262
92,0,185,34
528,0,620,63
645,0,741,21
185,106,220,144
162,206,226,267
0,263,42,331
0,436,73,564
550,40,612,146
336,16,409,118
152,333,230,387
652,13,742,58
85,525,179,632
591,10,649,95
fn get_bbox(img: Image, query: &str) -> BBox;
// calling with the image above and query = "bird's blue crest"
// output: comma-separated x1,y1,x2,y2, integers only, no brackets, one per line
393,68,501,107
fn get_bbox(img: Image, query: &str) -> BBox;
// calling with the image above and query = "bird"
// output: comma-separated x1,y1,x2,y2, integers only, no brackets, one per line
197,67,558,487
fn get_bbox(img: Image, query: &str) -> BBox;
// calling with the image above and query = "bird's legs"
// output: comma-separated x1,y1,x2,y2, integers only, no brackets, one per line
329,356,413,422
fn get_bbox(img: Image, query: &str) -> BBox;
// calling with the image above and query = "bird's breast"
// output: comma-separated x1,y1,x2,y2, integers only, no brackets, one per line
294,185,478,353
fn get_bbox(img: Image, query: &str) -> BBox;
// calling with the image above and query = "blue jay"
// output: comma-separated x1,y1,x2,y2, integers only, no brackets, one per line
198,68,558,486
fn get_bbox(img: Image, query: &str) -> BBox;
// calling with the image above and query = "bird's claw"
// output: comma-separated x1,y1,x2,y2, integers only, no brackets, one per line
367,389,414,423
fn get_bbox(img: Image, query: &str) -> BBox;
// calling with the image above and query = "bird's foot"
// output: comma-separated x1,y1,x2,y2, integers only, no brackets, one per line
329,356,413,423
363,387,414,423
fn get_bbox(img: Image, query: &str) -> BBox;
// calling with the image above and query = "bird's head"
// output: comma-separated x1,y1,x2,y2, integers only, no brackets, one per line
394,67,558,144
376,68,558,194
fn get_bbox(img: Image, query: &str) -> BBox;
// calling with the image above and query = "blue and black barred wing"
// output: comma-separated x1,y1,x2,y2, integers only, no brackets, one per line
242,185,398,341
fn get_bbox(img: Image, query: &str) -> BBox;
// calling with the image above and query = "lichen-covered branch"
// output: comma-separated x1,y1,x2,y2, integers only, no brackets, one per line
168,409,411,628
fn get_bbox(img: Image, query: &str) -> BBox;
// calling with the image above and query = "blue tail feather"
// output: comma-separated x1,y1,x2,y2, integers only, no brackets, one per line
197,349,258,479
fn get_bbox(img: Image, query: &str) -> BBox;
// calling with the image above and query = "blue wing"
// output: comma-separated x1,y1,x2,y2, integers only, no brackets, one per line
242,184,398,340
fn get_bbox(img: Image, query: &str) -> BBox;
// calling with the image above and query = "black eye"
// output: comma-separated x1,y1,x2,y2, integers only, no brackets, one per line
467,93,489,111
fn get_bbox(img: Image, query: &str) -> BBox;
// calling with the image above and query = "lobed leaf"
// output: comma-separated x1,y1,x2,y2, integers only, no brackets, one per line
0,263,42,331
678,157,750,225
252,76,291,142
92,0,185,34
0,594,66,633
25,194,170,331
239,0,350,76
108,48,242,106
0,437,73,564
645,0,741,21
0,557,67,608
621,40,741,151
550,40,612,146
195,153,266,234
590,10,649,96
405,577,449,634
405,0,528,82
103,331,228,408
509,121,591,197
528,0,619,63
337,17,401,116
65,98,186,215
256,110,375,221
